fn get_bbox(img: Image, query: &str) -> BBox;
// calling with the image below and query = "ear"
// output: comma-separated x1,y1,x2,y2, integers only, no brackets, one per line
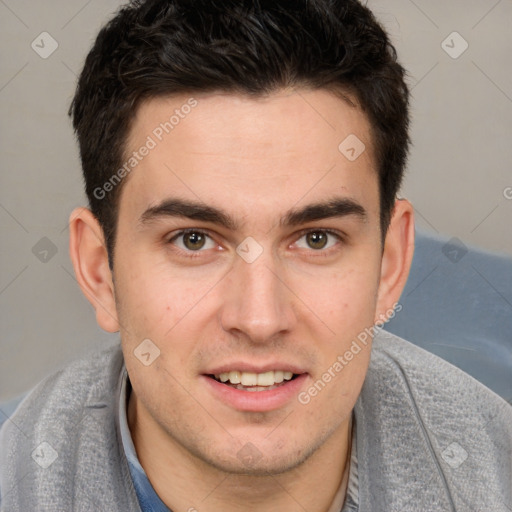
68,207,120,333
375,198,415,323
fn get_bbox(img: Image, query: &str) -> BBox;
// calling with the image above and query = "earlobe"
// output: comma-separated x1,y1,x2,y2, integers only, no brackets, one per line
68,207,120,333
375,199,415,323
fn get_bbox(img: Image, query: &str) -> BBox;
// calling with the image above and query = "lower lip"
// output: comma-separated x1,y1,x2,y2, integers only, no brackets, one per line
201,374,308,412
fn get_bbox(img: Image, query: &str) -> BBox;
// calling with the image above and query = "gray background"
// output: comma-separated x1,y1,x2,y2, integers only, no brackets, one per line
1,0,511,401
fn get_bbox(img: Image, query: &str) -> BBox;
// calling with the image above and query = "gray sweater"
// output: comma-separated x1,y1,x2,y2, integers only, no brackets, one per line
1,330,511,511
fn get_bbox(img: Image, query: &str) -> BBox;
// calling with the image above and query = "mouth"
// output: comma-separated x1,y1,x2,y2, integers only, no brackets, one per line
206,370,300,392
202,369,307,412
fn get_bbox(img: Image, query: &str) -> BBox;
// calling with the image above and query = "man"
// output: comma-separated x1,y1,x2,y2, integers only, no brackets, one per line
1,0,511,510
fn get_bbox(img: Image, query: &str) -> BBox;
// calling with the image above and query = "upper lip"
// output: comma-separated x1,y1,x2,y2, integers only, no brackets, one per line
205,362,308,375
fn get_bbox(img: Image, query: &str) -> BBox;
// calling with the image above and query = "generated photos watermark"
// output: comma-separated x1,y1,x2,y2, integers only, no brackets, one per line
93,97,198,200
298,303,402,405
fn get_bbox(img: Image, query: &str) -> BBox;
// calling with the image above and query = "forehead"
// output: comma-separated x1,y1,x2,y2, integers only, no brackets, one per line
120,89,378,222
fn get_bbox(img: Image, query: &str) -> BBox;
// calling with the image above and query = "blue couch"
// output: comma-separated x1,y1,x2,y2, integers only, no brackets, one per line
386,230,512,403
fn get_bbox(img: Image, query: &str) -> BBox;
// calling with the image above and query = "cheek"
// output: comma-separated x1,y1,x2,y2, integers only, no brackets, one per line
288,261,379,406
290,262,380,332
114,258,213,337
114,267,220,391
302,330,373,419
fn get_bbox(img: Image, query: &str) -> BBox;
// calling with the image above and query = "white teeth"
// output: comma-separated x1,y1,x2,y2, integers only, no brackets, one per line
241,372,258,386
228,371,241,384
257,371,275,386
214,370,296,386
242,385,276,392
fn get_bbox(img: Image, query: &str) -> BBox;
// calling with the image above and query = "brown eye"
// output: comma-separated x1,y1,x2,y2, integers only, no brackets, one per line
306,232,328,250
169,230,216,252
183,232,206,250
295,230,341,251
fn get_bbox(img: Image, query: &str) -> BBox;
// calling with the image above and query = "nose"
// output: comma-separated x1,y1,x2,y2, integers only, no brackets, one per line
219,249,296,344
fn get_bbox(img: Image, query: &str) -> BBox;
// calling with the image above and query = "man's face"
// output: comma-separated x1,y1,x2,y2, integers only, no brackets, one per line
113,89,384,474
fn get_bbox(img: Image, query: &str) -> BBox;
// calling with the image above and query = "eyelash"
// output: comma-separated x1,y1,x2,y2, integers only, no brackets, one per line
167,228,344,257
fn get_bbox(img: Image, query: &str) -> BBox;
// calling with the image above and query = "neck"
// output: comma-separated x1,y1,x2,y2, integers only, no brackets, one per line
128,390,352,512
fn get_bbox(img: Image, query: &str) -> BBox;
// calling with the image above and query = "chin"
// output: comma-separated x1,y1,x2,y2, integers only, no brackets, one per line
195,434,321,477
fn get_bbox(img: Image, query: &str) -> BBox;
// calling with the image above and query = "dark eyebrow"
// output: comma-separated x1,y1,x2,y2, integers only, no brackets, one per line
138,196,367,230
139,198,238,230
281,197,367,226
